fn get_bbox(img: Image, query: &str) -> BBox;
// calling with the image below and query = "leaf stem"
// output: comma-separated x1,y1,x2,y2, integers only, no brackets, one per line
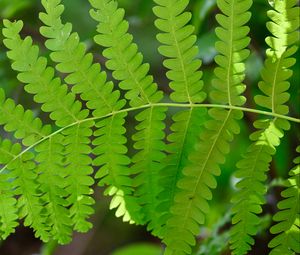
0,102,299,174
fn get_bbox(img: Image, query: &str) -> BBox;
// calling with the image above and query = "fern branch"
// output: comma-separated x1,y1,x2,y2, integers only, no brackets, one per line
39,0,124,116
230,118,289,255
268,145,300,255
0,139,50,241
162,109,242,255
89,0,167,226
154,108,207,237
161,0,252,252
2,20,89,127
230,1,299,254
0,140,20,239
62,122,95,232
0,102,299,176
2,19,93,242
255,0,299,115
39,0,141,224
153,0,206,104
152,0,207,236
36,135,73,244
89,0,163,106
212,0,252,106
93,112,142,223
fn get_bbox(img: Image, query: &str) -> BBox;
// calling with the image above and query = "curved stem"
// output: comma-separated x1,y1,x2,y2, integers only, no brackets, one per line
0,102,299,174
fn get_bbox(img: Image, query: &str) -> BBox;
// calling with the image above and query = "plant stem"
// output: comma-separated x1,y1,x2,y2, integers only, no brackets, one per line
1,102,299,174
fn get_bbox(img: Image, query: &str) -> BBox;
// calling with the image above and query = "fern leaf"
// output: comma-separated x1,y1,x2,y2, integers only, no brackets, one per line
230,118,290,255
35,135,73,244
39,0,125,116
161,0,252,252
0,174,18,240
152,0,208,236
154,108,207,237
93,111,143,224
153,0,206,104
212,0,252,106
131,106,166,225
39,0,141,224
0,88,51,146
93,112,141,223
163,109,242,255
254,0,299,115
0,139,50,241
230,1,299,254
89,0,167,226
89,0,163,107
268,145,300,255
2,20,94,242
62,122,95,232
39,1,98,231
2,20,89,127
0,140,20,239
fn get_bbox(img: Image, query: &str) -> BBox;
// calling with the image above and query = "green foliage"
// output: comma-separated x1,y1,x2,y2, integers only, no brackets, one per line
0,0,299,254
230,1,299,254
268,146,300,255
39,0,141,225
153,0,207,238
89,0,167,228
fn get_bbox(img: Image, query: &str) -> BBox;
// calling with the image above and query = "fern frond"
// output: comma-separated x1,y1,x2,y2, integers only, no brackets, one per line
0,139,20,239
2,20,89,127
268,145,300,255
62,122,95,232
161,0,252,252
0,88,51,146
130,106,166,225
212,0,252,106
230,118,290,255
3,20,95,242
153,0,206,104
35,134,73,244
0,139,50,241
152,0,208,236
0,173,18,240
154,108,207,237
93,112,143,223
39,0,125,116
39,0,141,224
89,0,167,226
94,110,146,223
162,109,242,255
0,0,299,250
230,1,299,254
255,0,299,115
89,0,163,106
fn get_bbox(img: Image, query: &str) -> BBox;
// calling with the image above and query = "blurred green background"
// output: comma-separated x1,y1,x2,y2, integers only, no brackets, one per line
0,0,299,254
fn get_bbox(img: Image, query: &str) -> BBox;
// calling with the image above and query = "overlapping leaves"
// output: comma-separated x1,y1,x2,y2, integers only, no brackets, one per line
0,0,299,255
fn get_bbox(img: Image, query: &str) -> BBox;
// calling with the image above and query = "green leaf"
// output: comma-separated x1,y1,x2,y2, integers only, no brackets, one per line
268,145,300,255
